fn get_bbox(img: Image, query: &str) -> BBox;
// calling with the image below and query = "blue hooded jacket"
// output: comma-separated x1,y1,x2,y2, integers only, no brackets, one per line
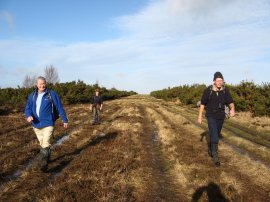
25,88,68,128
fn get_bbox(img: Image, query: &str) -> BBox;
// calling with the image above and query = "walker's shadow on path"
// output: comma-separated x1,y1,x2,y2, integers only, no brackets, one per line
192,182,229,202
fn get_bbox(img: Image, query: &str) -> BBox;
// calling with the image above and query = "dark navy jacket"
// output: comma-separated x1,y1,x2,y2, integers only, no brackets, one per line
25,88,68,128
201,86,233,119
91,95,103,106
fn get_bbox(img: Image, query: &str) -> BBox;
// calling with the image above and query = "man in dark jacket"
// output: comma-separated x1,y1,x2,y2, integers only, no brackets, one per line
198,72,235,167
25,76,68,171
90,88,103,125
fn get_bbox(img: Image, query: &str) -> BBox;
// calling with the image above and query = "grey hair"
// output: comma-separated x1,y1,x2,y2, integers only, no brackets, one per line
37,76,46,83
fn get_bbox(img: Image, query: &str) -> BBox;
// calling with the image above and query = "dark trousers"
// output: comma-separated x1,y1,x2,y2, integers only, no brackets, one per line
207,117,224,144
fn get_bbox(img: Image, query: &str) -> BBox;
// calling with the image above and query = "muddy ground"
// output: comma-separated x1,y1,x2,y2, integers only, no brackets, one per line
0,95,270,201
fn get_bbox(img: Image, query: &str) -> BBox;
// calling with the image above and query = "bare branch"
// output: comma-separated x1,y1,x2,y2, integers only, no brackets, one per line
44,65,60,84
22,74,37,88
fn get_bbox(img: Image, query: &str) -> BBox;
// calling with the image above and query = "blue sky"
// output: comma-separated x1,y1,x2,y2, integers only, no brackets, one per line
0,0,270,93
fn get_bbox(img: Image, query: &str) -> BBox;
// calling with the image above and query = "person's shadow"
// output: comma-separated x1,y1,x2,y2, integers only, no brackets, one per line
192,182,229,202
200,131,224,143
200,131,210,143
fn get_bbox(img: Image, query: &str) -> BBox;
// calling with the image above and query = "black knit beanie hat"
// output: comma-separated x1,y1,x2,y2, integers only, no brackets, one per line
213,72,224,81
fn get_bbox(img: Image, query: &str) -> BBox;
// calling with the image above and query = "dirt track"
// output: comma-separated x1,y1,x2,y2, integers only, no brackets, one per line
0,95,270,201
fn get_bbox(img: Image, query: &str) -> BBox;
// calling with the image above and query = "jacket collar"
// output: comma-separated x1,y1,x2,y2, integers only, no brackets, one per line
37,87,48,93
211,85,225,91
34,88,49,97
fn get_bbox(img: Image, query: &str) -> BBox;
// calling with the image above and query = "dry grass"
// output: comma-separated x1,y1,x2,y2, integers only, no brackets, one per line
166,103,270,166
143,98,270,201
231,111,270,131
1,95,270,201
0,104,95,178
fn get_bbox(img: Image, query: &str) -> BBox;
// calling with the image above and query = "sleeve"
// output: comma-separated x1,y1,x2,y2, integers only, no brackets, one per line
100,96,103,104
200,88,209,106
225,88,234,105
90,96,94,104
25,93,33,118
52,91,68,123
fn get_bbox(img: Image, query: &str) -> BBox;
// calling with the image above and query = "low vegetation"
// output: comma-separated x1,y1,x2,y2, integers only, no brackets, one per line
0,80,136,115
150,81,270,116
1,95,269,201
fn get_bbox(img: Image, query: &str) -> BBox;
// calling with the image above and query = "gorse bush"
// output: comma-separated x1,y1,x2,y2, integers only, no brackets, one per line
0,80,136,115
151,84,207,105
150,81,270,117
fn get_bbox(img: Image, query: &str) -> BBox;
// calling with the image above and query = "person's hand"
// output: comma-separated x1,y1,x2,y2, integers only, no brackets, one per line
63,123,68,129
27,116,33,123
198,116,203,124
230,109,235,117
89,106,92,111
100,107,102,111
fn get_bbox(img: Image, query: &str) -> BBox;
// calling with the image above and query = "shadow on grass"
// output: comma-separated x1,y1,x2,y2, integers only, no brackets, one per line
192,182,228,202
200,131,209,142
200,131,224,143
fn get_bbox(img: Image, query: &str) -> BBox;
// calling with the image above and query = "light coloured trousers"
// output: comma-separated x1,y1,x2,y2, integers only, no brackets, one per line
33,126,54,148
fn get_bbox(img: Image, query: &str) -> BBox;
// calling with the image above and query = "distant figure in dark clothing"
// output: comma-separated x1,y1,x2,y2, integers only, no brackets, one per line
198,72,235,167
90,89,103,125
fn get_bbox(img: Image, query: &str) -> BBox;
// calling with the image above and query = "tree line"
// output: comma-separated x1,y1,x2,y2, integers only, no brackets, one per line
150,81,270,117
0,80,136,115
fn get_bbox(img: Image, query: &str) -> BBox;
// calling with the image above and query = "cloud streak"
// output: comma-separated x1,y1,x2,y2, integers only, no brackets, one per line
0,0,270,93
116,0,270,38
0,11,15,32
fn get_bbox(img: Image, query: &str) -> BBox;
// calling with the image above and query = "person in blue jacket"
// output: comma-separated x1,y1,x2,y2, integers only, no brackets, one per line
25,76,68,171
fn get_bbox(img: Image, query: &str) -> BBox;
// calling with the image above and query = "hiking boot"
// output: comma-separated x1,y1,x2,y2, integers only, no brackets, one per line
40,147,50,172
40,162,48,172
47,147,51,163
213,156,220,167
211,144,220,167
208,142,212,157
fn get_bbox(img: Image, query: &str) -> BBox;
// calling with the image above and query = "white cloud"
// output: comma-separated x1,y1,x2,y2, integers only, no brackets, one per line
0,11,15,32
116,0,270,38
0,0,270,93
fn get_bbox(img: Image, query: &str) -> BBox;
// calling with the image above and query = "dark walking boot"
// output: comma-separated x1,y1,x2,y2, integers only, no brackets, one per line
92,117,97,125
47,147,51,163
208,142,212,157
211,144,220,167
40,147,50,172
96,117,100,125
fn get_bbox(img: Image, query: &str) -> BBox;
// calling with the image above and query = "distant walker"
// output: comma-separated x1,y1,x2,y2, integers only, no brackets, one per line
197,72,235,167
90,88,103,125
